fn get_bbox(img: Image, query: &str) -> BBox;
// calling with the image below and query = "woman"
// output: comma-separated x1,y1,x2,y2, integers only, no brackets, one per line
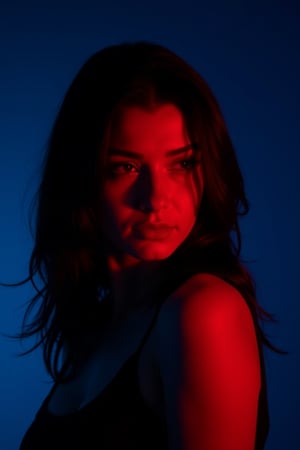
17,41,275,449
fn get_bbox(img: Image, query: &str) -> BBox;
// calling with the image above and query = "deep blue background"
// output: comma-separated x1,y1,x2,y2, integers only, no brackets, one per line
1,1,299,449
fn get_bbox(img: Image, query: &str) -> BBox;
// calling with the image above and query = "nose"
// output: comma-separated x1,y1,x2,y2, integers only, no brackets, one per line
136,166,169,212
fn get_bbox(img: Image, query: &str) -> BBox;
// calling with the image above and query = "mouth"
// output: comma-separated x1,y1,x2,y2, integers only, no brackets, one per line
132,223,175,241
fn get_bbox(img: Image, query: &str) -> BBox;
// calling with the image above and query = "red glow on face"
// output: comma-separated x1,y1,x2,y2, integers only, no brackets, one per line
101,104,203,263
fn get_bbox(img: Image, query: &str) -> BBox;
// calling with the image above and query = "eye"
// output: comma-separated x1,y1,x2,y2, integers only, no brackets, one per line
108,162,139,176
172,157,200,171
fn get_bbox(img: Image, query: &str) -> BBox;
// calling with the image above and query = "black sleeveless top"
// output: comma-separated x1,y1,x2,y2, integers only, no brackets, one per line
19,296,269,450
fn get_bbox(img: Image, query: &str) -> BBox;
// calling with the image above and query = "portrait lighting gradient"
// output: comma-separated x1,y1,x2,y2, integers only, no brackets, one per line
0,2,299,449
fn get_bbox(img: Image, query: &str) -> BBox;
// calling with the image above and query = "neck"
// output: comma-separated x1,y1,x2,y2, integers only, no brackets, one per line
105,255,163,323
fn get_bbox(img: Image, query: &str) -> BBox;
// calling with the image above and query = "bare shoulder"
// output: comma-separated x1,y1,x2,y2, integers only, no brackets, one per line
157,272,255,329
155,272,259,362
154,272,261,450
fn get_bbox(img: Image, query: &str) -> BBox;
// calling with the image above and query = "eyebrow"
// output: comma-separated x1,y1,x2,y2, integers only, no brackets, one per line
108,143,198,159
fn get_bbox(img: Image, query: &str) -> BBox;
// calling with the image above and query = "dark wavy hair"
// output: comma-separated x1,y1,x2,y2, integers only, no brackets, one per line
6,41,283,381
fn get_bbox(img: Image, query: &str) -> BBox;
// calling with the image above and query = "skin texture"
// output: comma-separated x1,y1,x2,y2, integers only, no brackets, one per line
155,273,261,450
100,103,203,320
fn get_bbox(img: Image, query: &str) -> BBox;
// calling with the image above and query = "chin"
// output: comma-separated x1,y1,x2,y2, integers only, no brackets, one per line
128,242,178,261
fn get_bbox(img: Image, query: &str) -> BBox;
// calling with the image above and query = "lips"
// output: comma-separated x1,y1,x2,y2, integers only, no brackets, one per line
133,223,175,240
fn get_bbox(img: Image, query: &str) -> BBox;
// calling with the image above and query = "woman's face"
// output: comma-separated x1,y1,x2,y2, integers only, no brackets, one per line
100,103,203,263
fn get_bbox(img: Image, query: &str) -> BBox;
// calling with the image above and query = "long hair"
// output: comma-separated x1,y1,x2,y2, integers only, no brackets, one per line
8,41,282,381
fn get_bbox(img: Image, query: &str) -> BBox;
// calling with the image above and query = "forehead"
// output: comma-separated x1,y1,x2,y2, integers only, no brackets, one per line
109,103,190,153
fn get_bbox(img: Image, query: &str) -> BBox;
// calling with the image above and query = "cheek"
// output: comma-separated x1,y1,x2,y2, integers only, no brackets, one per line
102,198,124,229
102,183,125,214
177,178,203,217
101,187,132,241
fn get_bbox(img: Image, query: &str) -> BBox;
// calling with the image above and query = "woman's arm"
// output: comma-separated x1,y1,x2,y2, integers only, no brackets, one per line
155,274,261,450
